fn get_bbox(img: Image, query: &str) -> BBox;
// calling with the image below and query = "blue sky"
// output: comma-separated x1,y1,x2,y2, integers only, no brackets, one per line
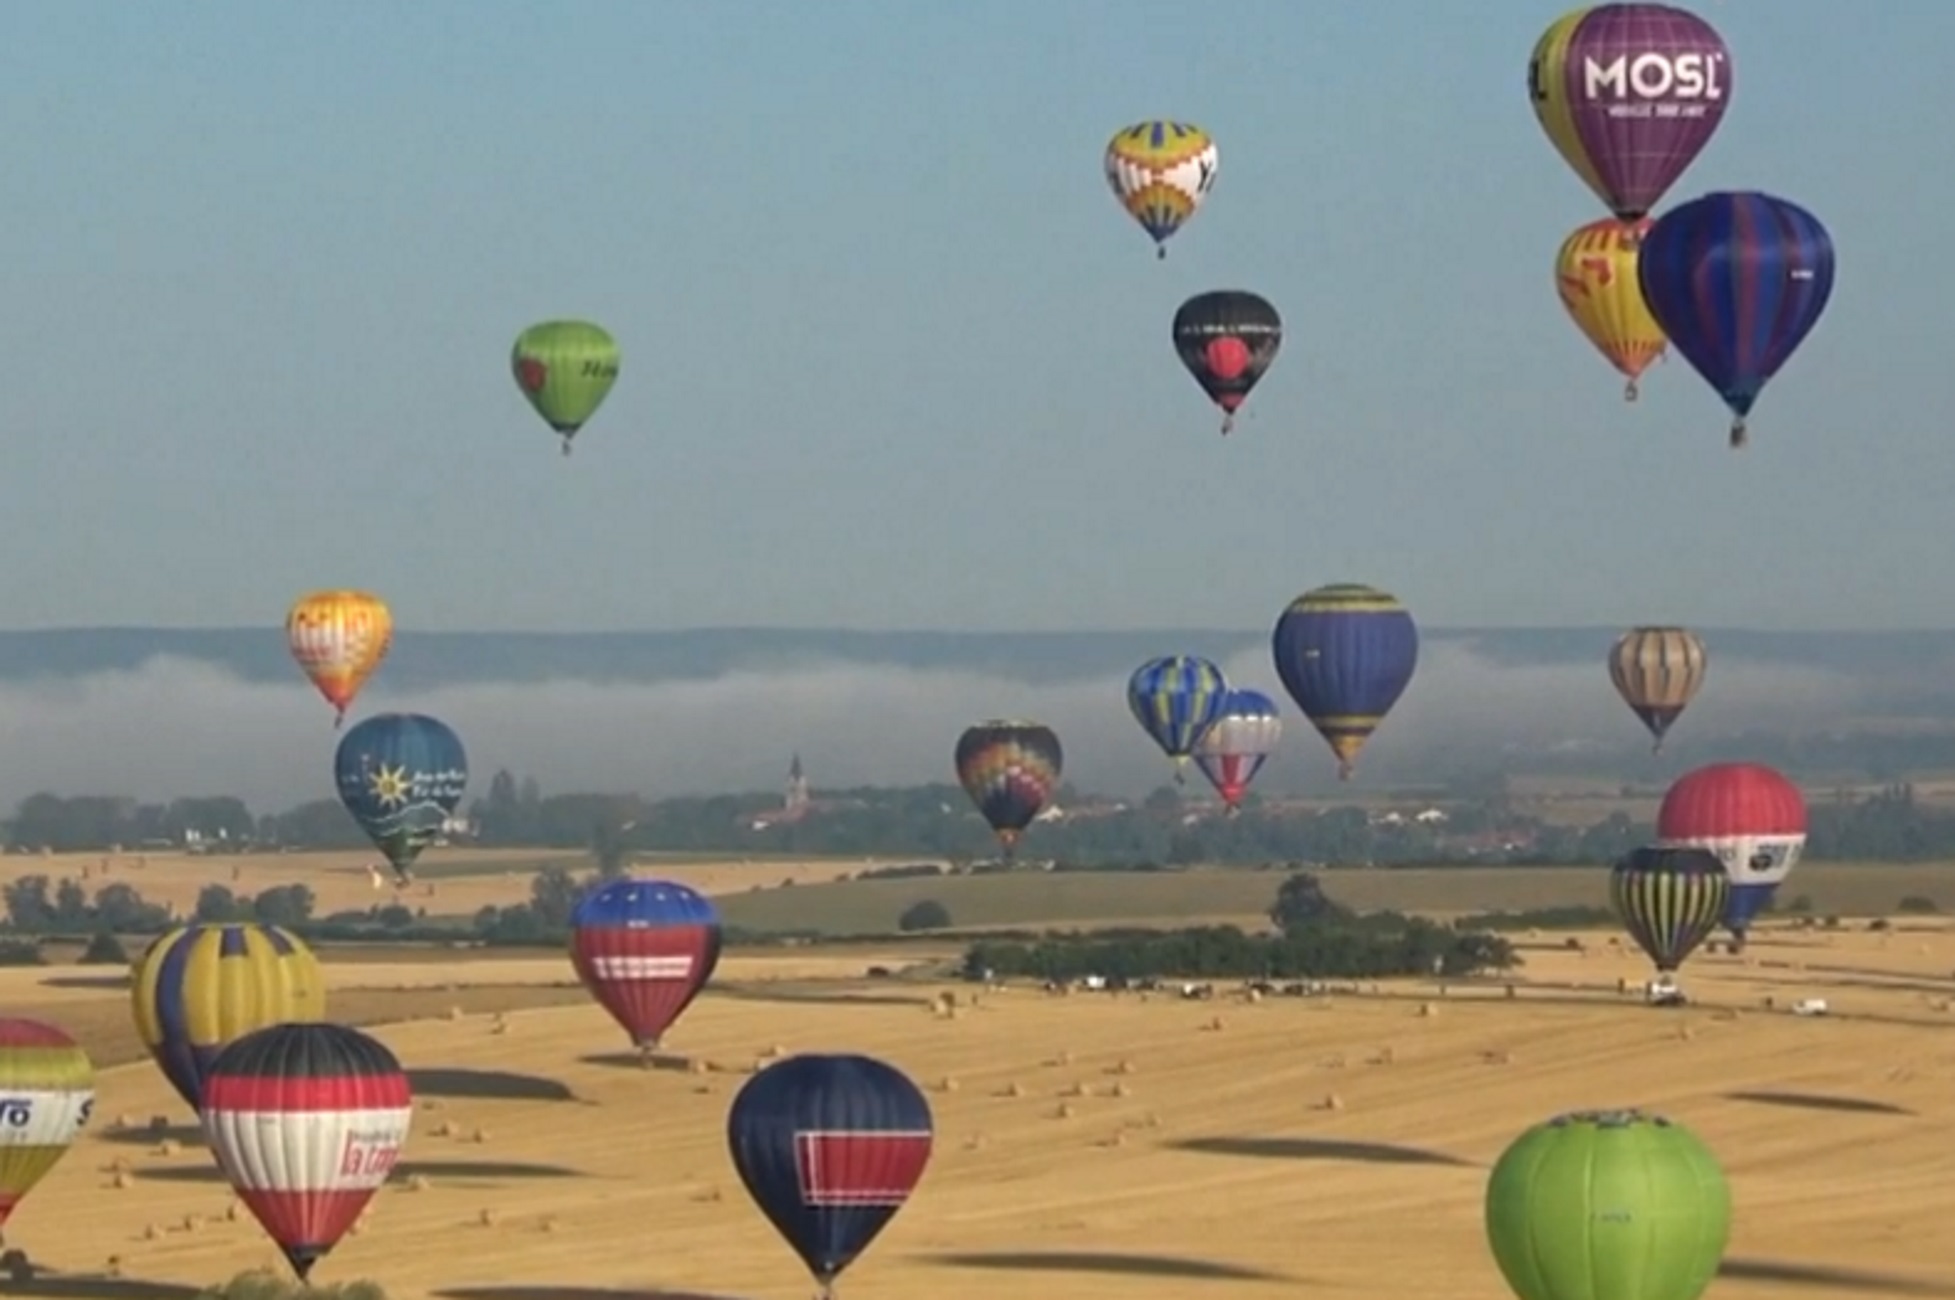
1,1,1945,633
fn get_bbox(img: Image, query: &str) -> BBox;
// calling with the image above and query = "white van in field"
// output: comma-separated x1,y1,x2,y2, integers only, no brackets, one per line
1790,997,1830,1016
1645,974,1688,1007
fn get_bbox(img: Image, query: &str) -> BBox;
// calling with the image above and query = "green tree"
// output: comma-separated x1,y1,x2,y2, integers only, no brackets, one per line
898,899,952,932
253,884,315,929
1268,872,1351,933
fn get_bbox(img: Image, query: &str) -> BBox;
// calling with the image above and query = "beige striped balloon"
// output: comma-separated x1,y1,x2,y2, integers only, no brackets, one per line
1608,627,1707,753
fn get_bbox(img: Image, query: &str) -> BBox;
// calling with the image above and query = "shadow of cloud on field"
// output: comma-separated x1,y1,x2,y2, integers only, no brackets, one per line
1724,1090,1915,1117
709,983,932,1008
0,1277,199,1300
37,974,130,991
407,1067,578,1102
1721,1257,1955,1296
926,1251,1293,1283
131,1158,583,1186
438,1287,744,1300
580,1052,701,1073
1168,1136,1476,1168
97,1123,204,1148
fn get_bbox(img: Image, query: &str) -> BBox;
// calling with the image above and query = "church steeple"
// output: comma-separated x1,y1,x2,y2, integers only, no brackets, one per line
785,752,810,816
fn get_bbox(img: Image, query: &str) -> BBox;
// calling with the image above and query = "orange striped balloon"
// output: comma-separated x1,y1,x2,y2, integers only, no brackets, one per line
285,590,393,727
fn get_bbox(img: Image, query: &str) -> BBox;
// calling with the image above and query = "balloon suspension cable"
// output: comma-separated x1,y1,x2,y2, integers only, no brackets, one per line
1624,379,1639,402
1729,418,1748,450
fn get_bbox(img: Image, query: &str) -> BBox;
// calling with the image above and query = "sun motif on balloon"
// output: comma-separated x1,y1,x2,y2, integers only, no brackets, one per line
367,764,413,809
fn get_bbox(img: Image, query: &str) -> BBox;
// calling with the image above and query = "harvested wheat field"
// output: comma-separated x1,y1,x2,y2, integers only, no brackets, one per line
5,927,1955,1300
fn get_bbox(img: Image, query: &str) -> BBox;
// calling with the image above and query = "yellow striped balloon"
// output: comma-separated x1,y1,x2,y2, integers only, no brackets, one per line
131,923,325,1113
0,1019,93,1231
1610,846,1729,975
1554,217,1668,400
1104,121,1218,258
1608,626,1707,753
286,590,393,727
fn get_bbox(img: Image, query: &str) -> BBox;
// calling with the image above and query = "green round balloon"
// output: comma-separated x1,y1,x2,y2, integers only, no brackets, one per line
511,320,621,455
1485,1109,1730,1300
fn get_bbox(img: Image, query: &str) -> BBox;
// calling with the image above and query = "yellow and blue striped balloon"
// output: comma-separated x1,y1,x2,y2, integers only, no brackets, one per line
1126,655,1230,782
130,922,325,1113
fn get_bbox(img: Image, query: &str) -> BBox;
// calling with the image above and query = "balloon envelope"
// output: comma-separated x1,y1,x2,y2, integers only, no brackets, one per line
130,922,325,1112
511,320,621,454
1104,121,1217,257
334,712,469,882
1192,688,1282,809
727,1053,932,1292
1555,218,1667,399
1607,626,1706,751
1610,845,1728,974
1171,291,1282,432
1271,584,1418,780
954,720,1062,857
0,1019,92,1231
569,877,721,1050
1126,656,1229,774
1656,762,1807,939
285,590,392,726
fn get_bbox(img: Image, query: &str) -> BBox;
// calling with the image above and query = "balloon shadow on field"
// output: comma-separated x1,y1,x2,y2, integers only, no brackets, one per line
132,1159,584,1187
1721,1257,1955,1296
97,1123,204,1148
709,983,933,1008
36,975,130,991
926,1252,1294,1283
1724,1090,1915,1117
0,1276,198,1300
438,1287,745,1300
1167,1136,1476,1168
407,1068,578,1102
579,1053,702,1073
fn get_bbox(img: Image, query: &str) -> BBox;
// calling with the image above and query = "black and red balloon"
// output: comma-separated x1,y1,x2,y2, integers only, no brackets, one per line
1172,290,1282,434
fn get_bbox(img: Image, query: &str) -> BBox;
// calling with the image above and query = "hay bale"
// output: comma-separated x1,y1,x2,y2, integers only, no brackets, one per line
1063,1081,1090,1098
1417,1002,1436,1017
142,1224,161,1241
1100,1130,1129,1148
406,1175,433,1192
962,1134,986,1152
431,1120,457,1138
468,1127,490,1144
1482,1049,1513,1065
541,1216,559,1234
692,1083,716,1096
1053,1103,1075,1120
689,1186,723,1204
1111,1059,1136,1075
155,1139,180,1157
1203,1015,1225,1032
1004,1081,1026,1098
1141,1111,1162,1129
762,1043,786,1058
1369,1046,1396,1066
145,1115,169,1135
1110,1082,1131,1098
445,1006,464,1021
1046,1050,1073,1067
1321,1092,1344,1112
179,1213,203,1232
225,1201,243,1222
115,1113,137,1131
109,1171,132,1190
687,1057,710,1075
936,1076,958,1093
476,1208,497,1227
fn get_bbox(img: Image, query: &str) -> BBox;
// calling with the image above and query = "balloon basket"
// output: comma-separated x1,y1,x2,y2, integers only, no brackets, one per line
1729,420,1748,450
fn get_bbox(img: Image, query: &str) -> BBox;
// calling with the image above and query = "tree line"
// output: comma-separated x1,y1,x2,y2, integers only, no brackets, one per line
8,773,1955,865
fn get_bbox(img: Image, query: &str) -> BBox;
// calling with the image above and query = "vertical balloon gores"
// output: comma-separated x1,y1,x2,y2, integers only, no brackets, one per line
1555,217,1668,401
286,590,392,728
334,712,469,885
954,720,1063,859
1610,845,1729,989
511,320,621,457
570,877,722,1056
1608,626,1707,752
1104,121,1218,259
1126,655,1229,784
1192,688,1283,812
1272,584,1418,781
0,1019,93,1240
1172,291,1283,434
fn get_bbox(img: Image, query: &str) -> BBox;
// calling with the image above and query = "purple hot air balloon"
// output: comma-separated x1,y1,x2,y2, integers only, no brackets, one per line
1528,4,1732,220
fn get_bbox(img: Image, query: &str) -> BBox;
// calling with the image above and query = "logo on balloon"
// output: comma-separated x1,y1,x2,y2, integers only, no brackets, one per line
1583,52,1725,116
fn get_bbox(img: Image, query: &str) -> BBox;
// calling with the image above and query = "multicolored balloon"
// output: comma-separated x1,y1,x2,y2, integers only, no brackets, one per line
1192,688,1282,812
1638,191,1836,448
130,922,325,1113
1657,761,1807,942
285,590,393,728
1555,218,1667,400
1610,845,1729,977
1271,584,1418,781
1104,121,1218,259
334,712,468,884
511,320,621,456
0,1020,92,1238
1528,4,1732,220
1608,626,1707,752
203,1023,412,1282
1486,1110,1730,1300
1172,291,1282,434
728,1053,932,1298
570,877,721,1053
954,720,1063,859
1127,655,1229,783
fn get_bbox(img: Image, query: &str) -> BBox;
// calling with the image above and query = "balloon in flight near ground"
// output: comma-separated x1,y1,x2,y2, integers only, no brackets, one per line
1527,4,1732,220
130,922,325,1113
570,877,721,1052
727,1053,932,1299
285,590,392,728
1104,121,1218,259
1485,1109,1729,1300
1637,191,1836,448
1127,655,1229,783
1172,291,1283,434
0,1020,92,1239
1607,626,1706,752
1656,761,1806,943
953,720,1063,858
203,1022,412,1282
1610,845,1728,977
1193,688,1282,812
511,320,621,456
334,712,469,884
1555,218,1667,400
1271,584,1418,781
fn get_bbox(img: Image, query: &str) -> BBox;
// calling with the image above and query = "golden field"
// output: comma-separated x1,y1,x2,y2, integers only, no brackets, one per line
0,920,1952,1299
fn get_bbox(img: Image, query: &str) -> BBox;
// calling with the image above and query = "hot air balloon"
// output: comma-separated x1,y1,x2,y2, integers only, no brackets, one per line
1104,121,1218,259
1610,846,1728,1004
1608,626,1706,752
285,591,392,727
1527,4,1732,220
1127,656,1229,784
0,1020,92,1243
131,922,325,1114
1172,291,1282,434
1192,688,1282,812
570,877,721,1057
1657,762,1806,944
1486,1109,1729,1300
204,1023,410,1282
334,712,468,884
728,1053,932,1300
954,720,1063,859
1638,191,1836,448
1272,584,1418,781
1555,218,1667,400
511,320,620,455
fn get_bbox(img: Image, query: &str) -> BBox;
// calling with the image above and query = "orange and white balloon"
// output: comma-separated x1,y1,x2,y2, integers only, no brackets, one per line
286,591,392,727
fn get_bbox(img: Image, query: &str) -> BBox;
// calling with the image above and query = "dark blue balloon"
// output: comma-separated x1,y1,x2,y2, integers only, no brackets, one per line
1271,583,1418,781
333,712,468,881
727,1053,933,1292
1638,191,1835,449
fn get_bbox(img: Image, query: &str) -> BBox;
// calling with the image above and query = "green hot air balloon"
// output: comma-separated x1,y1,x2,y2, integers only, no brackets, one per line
1610,845,1729,1006
1486,1109,1730,1300
511,320,620,456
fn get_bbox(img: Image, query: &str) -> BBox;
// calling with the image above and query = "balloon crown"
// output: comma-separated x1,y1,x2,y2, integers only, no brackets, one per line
1547,1108,1670,1129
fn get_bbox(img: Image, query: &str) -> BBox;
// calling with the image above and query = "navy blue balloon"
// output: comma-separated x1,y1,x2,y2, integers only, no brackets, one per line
1637,190,1836,449
727,1053,933,1293
333,712,468,881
